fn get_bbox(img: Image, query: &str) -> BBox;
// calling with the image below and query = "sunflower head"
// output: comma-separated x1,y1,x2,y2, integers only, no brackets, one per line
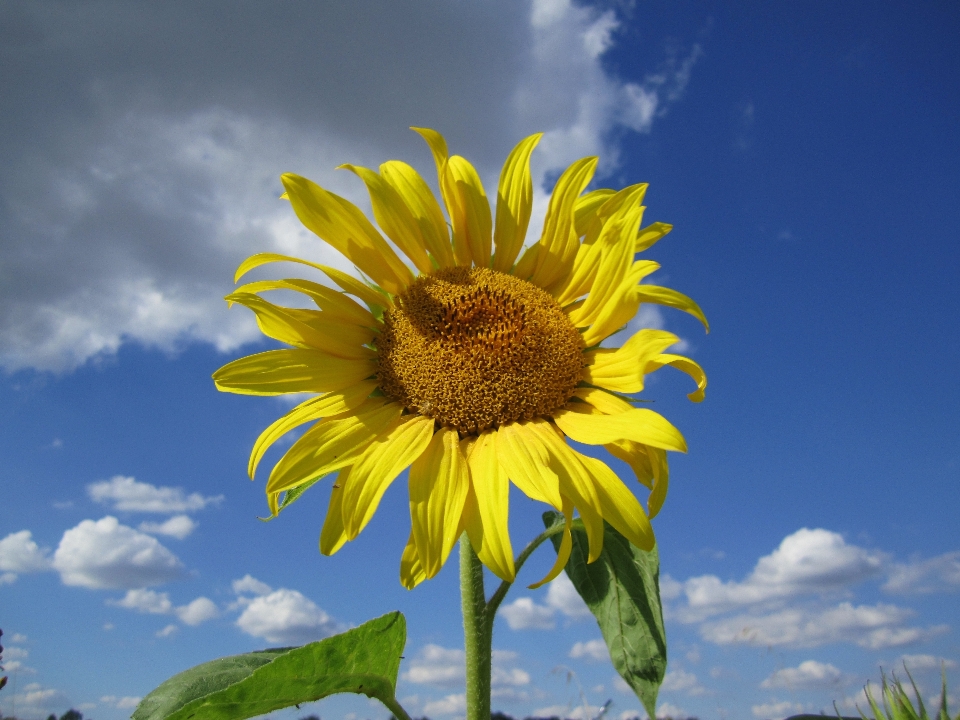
213,128,708,589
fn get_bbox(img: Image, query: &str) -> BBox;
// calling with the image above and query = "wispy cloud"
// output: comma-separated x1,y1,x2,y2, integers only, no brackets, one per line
88,476,223,514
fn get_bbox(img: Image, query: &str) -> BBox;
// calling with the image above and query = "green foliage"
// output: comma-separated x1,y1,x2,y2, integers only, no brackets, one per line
133,612,407,720
856,666,958,720
543,512,667,720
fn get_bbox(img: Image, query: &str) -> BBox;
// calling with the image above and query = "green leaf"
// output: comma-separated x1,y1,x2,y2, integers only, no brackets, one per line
543,512,666,720
133,612,406,720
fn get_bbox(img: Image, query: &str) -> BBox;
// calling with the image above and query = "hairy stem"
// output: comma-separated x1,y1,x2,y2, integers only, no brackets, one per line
461,533,491,720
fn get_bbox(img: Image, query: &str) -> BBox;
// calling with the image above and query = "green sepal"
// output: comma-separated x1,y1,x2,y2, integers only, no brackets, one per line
543,512,666,720
132,612,407,720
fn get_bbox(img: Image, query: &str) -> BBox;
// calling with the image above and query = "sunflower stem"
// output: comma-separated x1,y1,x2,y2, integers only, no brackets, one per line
460,533,491,720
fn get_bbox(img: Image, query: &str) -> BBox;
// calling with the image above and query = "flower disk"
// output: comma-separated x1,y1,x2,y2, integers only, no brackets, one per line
376,266,585,434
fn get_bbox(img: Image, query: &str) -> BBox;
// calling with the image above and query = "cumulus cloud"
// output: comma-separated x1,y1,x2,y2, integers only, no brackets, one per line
100,695,143,709
403,644,529,690
108,588,218,626
423,694,467,717
0,530,52,581
88,476,222,514
751,699,805,719
700,602,948,650
138,515,197,539
897,654,957,671
760,660,851,691
569,639,609,662
8,683,70,715
681,528,885,619
661,668,706,696
235,588,341,644
1,0,697,374
176,597,218,626
884,552,960,594
499,573,591,630
52,516,183,589
110,588,173,614
232,574,273,596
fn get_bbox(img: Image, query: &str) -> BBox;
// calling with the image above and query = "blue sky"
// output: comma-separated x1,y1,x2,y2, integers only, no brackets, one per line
1,2,958,720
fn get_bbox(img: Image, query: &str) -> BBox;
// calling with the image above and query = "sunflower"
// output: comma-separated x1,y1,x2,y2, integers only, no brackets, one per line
213,128,707,589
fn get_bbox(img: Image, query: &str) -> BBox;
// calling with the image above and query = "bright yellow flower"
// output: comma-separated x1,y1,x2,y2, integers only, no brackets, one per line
213,129,707,589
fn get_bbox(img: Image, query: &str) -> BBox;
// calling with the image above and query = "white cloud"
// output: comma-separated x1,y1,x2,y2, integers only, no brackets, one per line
2,2,697,374
89,476,222,514
235,588,340,644
0,530,53,580
760,660,850,690
110,588,173,614
500,596,557,630
404,645,465,687
176,597,219,626
52,516,183,589
569,639,608,662
138,515,197,539
661,668,705,696
751,699,805,719
403,644,529,690
897,654,957,671
700,602,948,649
155,624,179,638
232,574,273,596
9,683,70,715
533,703,603,720
423,693,466,717
107,588,216,626
500,573,591,630
101,695,143,709
4,646,29,661
681,528,885,619
884,551,960,594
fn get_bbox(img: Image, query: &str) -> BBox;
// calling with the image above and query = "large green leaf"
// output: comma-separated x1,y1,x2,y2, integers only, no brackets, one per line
133,612,406,720
544,512,666,720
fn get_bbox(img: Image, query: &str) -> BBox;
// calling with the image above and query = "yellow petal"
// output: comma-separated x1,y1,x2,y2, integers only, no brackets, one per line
528,497,573,589
605,439,655,489
234,278,377,328
645,353,708,402
580,261,661,347
526,421,605,563
530,157,598,291
340,415,436,539
573,387,633,415
265,399,403,503
567,192,645,327
583,329,681,394
280,173,414,294
408,427,470,578
464,431,515,582
578,454,655,550
319,472,349,556
399,530,427,590
553,406,687,452
445,155,492,268
492,133,542,272
574,189,616,239
636,221,672,253
339,164,433,274
249,380,377,480
380,160,455,268
234,253,390,310
494,422,563,509
213,349,376,396
512,241,540,280
225,292,375,359
634,285,710,332
645,445,669,518
411,127,449,179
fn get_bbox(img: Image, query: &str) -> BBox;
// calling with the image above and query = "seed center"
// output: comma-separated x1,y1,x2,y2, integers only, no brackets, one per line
376,267,584,434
